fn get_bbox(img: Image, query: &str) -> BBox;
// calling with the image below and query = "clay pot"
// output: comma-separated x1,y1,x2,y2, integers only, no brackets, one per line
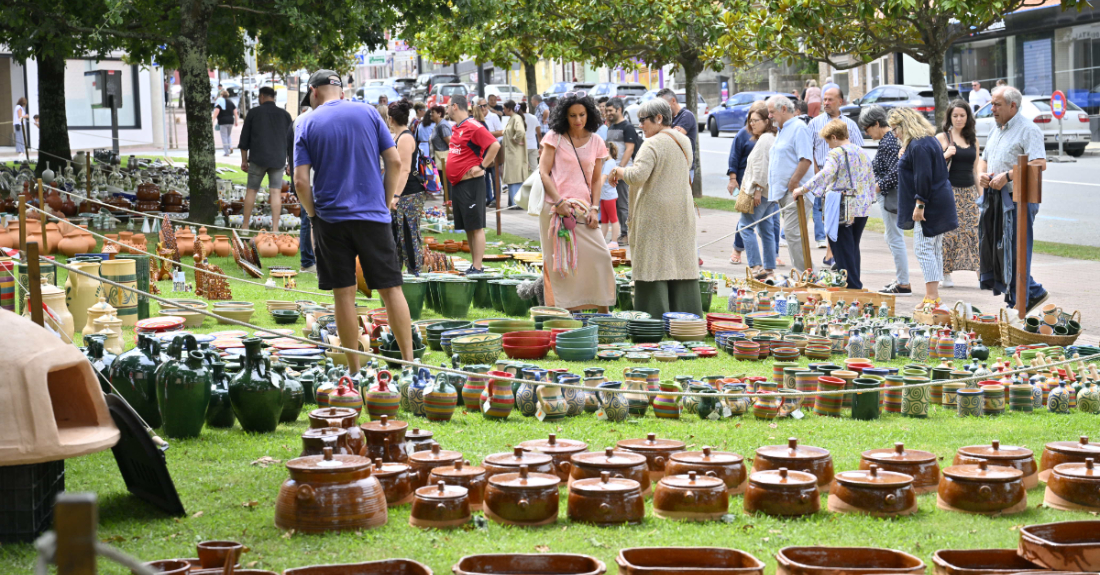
562,447,652,497
567,471,645,525
860,442,940,495
1039,436,1100,482
430,459,488,511
360,415,409,463
408,443,463,489
406,427,435,452
274,447,388,532
44,222,61,254
177,230,195,256
454,555,605,575
653,470,729,521
308,407,365,457
196,540,243,569
666,447,748,495
753,437,834,493
484,464,561,526
775,547,925,575
300,427,353,456
409,481,470,529
616,548,765,575
1044,458,1100,511
58,230,86,257
1018,521,1100,572
144,559,191,574
616,433,686,480
369,458,414,507
284,559,431,575
953,440,1038,489
279,235,298,256
743,468,820,517
257,235,279,258
937,461,1026,515
483,446,554,480
80,226,97,252
931,549,1046,575
213,235,231,257
518,433,589,481
827,464,918,517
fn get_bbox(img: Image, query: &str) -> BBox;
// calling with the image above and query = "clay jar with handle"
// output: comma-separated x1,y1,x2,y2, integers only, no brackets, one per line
484,464,561,526
1039,436,1100,482
156,349,212,439
518,433,589,481
1044,458,1100,511
753,437,835,493
568,471,645,526
371,458,414,507
860,442,940,495
430,459,488,511
953,439,1038,489
309,406,366,457
743,468,820,517
409,481,470,529
827,464,918,517
229,337,283,433
665,447,748,496
275,447,388,533
616,433,686,481
360,415,409,463
775,547,926,575
562,447,652,497
653,470,729,521
408,443,463,489
937,460,1027,515
300,427,353,456
483,446,554,480
109,332,163,429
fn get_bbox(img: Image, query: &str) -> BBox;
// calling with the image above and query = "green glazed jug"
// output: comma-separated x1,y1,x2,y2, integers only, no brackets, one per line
229,337,284,433
205,361,236,428
279,364,305,424
110,333,162,428
156,350,212,438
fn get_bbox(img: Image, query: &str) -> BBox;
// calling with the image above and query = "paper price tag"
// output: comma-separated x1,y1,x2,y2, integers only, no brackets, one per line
722,405,732,418
596,408,608,421
791,409,805,419
483,400,492,413
405,440,415,454
707,410,720,420
536,405,547,422
93,360,105,372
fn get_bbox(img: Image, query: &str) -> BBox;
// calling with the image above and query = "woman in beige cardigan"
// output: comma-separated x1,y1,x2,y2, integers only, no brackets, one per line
608,97,702,318
501,100,528,206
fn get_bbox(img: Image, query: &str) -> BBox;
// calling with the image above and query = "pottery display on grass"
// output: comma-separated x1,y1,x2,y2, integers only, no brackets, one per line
409,481,470,529
1043,458,1100,511
484,464,561,526
300,427,353,456
196,540,244,570
562,447,652,497
274,447,388,533
229,338,284,433
743,468,820,517
361,415,409,463
408,443,463,489
155,347,211,439
775,547,926,575
1039,436,1100,482
483,446,555,479
205,362,236,428
652,470,729,521
430,459,488,511
1017,521,1100,572
860,442,940,495
931,549,1046,575
753,437,834,492
827,464,918,517
615,548,764,575
937,460,1027,515
453,554,606,575
64,259,100,331
665,447,749,495
953,440,1038,489
364,371,399,421
109,333,163,428
616,433,686,480
518,434,589,481
567,471,645,526
99,257,138,326
371,458,414,507
23,277,74,342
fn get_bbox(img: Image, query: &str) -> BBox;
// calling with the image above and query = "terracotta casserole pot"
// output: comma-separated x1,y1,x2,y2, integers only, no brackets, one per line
743,468,819,517
860,442,940,495
1043,458,1100,512
1039,436,1100,482
408,443,463,489
753,438,834,493
519,433,588,481
274,447,388,533
615,547,764,575
409,481,471,529
484,464,561,526
653,470,729,521
567,470,645,525
827,464,917,517
453,554,605,575
308,406,366,456
360,415,409,463
775,547,925,575
953,440,1037,490
616,433,686,480
665,447,748,495
1017,521,1100,572
482,446,554,480
931,549,1047,575
300,427,353,457
284,559,432,575
430,459,488,511
562,447,652,497
936,460,1027,515
371,458,414,507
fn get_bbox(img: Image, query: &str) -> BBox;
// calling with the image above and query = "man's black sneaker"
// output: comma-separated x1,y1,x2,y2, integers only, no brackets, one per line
463,266,485,275
879,282,912,296
1023,290,1050,315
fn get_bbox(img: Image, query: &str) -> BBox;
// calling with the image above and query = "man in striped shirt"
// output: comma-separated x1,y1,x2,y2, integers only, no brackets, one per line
807,84,864,251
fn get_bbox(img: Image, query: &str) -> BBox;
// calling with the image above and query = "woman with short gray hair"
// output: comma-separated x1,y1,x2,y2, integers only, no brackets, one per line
859,105,911,295
637,98,674,128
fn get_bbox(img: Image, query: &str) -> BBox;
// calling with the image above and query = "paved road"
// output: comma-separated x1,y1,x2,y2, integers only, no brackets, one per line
695,131,1100,247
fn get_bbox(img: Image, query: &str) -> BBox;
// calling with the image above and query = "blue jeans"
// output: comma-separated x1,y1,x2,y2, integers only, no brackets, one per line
879,197,910,285
739,200,777,269
812,195,826,242
736,205,779,256
507,183,522,207
300,212,315,268
1003,200,1045,309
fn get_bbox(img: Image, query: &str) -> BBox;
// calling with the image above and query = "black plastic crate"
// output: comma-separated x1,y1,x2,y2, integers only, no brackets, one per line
0,459,65,543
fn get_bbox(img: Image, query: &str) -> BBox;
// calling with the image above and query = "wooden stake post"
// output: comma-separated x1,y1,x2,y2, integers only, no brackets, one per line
795,195,814,272
54,492,98,575
27,241,43,327
38,178,47,253
18,196,27,255
1012,153,1042,319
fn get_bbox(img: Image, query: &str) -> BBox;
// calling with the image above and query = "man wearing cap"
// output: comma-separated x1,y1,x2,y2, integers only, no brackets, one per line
293,70,414,371
446,94,500,275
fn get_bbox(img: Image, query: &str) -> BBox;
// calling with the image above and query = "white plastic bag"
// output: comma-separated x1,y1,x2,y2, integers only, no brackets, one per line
517,170,544,216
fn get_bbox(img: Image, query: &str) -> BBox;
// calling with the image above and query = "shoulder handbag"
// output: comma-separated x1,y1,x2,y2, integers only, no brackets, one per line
735,182,757,213
831,147,858,226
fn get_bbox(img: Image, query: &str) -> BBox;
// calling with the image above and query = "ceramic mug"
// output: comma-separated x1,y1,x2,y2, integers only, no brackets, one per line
1053,325,1069,336
1067,320,1081,335
1039,324,1054,335
1024,317,1041,333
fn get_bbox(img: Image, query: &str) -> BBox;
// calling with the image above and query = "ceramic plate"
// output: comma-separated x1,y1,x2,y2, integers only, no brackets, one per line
613,311,652,320
597,350,626,360
626,352,652,362
210,338,245,349
276,348,325,357
208,330,249,339
135,317,186,331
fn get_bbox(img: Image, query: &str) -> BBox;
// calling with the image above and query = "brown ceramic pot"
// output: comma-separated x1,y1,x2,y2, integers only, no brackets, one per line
430,459,488,511
408,443,463,489
1039,436,1100,482
190,570,275,575
1018,521,1100,572
567,471,644,525
195,541,242,569
360,415,409,463
753,438,834,493
484,464,561,526
483,446,555,480
309,407,365,457
931,549,1046,575
615,547,765,575
406,427,435,452
284,559,432,575
953,440,1038,489
860,442,940,495
144,559,191,574
274,447,388,533
372,458,414,507
775,547,925,575
653,470,729,521
1044,458,1100,511
562,447,652,497
300,427,352,457
616,433,685,480
665,447,748,495
409,481,471,529
519,433,589,481
743,468,820,517
827,464,917,517
937,461,1026,515
453,554,605,575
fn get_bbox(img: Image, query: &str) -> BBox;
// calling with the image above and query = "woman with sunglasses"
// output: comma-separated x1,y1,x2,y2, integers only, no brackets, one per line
607,97,702,318
537,92,616,311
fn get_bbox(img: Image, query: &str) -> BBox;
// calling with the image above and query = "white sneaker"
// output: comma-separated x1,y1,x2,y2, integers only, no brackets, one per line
816,240,827,249
942,273,954,288
301,265,317,273
779,237,789,247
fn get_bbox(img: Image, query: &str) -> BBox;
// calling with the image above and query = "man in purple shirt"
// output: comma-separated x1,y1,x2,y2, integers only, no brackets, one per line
294,69,413,371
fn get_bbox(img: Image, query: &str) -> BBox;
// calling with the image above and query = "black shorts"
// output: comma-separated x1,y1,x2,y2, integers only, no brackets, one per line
311,217,403,291
450,176,486,231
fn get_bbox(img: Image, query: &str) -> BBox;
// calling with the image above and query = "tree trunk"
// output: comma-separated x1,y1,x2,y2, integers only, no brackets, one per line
175,0,218,224
681,58,703,198
523,57,539,102
929,50,949,128
34,48,72,178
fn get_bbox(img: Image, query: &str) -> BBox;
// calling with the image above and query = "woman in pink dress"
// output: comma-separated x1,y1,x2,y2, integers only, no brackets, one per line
804,79,822,118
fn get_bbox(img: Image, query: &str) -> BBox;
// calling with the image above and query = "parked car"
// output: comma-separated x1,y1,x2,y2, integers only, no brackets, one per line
211,79,242,108
426,83,470,107
974,95,1091,157
590,82,649,101
484,84,526,103
841,84,960,137
385,77,418,98
706,91,782,136
542,82,595,107
412,73,461,101
625,90,708,129
355,86,401,105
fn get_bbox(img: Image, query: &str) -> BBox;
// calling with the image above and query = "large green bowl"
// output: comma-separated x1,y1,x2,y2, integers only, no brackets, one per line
427,320,473,350
451,333,504,353
401,278,427,321
556,347,597,361
487,319,536,334
544,319,583,330
379,345,427,369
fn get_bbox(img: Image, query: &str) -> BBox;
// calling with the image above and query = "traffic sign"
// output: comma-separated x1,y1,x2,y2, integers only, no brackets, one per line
1051,90,1067,119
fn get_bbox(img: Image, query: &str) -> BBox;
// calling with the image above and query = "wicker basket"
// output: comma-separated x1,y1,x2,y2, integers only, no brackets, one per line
998,308,1083,348
951,301,1002,346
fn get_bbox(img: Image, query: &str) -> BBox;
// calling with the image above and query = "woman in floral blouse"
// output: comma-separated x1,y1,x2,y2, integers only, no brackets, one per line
793,119,876,289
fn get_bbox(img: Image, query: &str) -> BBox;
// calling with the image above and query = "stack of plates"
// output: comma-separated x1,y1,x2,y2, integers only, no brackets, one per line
613,311,651,320
668,318,708,342
554,326,598,361
705,313,743,334
135,316,185,340
714,331,746,353
663,312,700,334
591,316,630,344
441,327,488,356
628,318,665,343
573,312,613,326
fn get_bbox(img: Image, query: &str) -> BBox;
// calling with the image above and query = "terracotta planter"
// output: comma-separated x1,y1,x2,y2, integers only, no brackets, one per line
430,459,488,511
616,548,764,575
775,547,925,575
616,433,686,480
567,471,644,525
409,481,470,529
213,235,231,257
936,461,1027,515
284,559,432,575
931,549,1046,575
653,470,729,521
483,446,554,480
753,437,834,493
1039,436,1100,482
300,427,353,456
743,468,820,517
562,447,652,497
666,447,748,495
408,443,463,489
860,442,940,495
1044,458,1100,511
484,464,561,526
827,464,918,517
1018,521,1100,572
953,440,1038,489
360,415,409,463
274,447,388,532
372,458,414,507
453,555,605,575
518,433,589,481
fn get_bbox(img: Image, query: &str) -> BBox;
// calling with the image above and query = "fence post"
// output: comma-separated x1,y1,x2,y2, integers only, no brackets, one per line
1011,153,1042,319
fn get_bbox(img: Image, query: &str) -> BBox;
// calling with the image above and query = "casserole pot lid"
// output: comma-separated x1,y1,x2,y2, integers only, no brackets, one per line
519,433,588,454
943,461,1023,482
570,471,641,494
670,446,744,466
862,442,936,464
409,443,462,463
488,465,561,488
406,427,434,440
287,447,370,473
572,447,647,468
416,481,469,500
957,440,1033,461
309,406,357,421
617,433,686,452
372,458,409,477
660,470,725,489
1053,458,1099,479
1046,436,1100,456
301,426,347,440
360,414,408,433
484,447,553,468
430,459,486,479
835,464,913,487
756,437,831,461
750,467,817,487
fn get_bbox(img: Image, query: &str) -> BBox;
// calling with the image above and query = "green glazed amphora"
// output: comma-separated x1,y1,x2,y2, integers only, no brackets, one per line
279,364,305,423
110,333,163,428
156,350,212,438
205,361,236,428
229,337,284,433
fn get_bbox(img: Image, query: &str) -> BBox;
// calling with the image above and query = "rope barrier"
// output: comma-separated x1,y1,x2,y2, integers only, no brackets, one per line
34,531,155,575
696,204,783,251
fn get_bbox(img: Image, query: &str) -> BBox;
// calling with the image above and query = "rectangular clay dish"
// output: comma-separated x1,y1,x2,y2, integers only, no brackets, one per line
285,559,433,575
454,554,605,575
776,547,925,575
932,549,1046,575
617,547,764,575
1018,521,1100,572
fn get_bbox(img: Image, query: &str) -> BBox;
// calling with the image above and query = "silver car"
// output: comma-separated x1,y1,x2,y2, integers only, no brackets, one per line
975,95,1091,157
625,90,708,129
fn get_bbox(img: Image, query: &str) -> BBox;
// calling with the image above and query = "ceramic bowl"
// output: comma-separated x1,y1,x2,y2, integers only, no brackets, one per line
503,344,550,360
215,307,255,325
544,319,584,330
557,348,598,362
775,547,925,575
615,548,764,575
160,308,205,328
451,333,504,353
487,320,536,334
504,337,552,348
1018,521,1100,572
272,310,300,325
